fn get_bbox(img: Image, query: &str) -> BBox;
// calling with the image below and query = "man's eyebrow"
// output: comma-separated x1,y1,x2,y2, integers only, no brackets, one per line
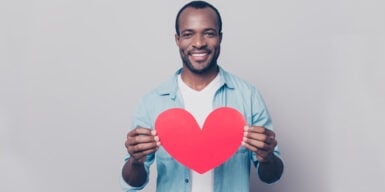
180,29,194,33
181,28,217,33
203,28,217,32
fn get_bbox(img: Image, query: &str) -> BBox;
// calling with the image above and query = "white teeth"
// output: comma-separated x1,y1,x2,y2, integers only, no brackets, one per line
192,53,207,57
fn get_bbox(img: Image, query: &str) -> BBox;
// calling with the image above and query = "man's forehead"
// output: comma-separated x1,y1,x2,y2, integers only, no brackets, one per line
178,7,219,30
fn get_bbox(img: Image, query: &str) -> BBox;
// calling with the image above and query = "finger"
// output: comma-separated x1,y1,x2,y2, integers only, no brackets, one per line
245,125,265,134
242,141,274,162
241,140,258,152
245,126,277,144
128,140,159,154
245,133,276,146
266,136,277,145
132,144,159,155
243,138,270,150
243,135,277,151
242,142,273,162
244,131,268,142
127,127,153,137
246,126,275,137
131,146,160,161
127,134,159,146
241,140,270,154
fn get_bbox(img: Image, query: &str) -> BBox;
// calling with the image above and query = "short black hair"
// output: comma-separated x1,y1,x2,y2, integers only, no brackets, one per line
175,1,222,35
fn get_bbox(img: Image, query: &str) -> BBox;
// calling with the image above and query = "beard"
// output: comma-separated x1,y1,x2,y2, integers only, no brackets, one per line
179,46,220,74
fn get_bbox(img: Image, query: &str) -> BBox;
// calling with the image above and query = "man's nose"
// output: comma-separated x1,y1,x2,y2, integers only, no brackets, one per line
192,35,207,48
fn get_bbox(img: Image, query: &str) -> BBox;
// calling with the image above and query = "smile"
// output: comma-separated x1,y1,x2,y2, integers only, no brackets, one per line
189,52,210,62
191,53,208,57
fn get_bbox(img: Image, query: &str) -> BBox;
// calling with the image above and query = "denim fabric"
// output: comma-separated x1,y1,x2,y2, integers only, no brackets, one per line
120,67,281,192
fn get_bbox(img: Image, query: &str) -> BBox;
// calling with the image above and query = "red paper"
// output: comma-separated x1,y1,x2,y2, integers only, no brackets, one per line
155,107,246,174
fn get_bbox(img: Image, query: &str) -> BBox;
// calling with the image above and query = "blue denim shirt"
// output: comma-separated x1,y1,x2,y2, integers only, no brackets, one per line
121,67,281,192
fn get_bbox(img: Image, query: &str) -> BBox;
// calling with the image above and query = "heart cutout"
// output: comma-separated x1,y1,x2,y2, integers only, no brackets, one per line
155,107,246,174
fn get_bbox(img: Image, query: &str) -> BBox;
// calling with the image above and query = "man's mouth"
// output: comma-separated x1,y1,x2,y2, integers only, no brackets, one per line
189,51,210,62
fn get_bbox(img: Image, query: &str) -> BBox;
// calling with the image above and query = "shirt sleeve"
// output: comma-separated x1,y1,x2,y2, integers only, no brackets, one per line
249,88,283,170
120,97,156,191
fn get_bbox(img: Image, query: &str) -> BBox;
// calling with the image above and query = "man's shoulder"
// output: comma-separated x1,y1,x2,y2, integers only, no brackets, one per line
221,69,258,92
141,75,176,99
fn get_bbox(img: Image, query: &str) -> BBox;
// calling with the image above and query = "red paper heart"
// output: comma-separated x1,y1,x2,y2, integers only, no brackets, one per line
155,107,246,174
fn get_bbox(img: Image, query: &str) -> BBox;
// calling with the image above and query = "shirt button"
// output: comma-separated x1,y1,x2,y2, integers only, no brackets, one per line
185,178,189,183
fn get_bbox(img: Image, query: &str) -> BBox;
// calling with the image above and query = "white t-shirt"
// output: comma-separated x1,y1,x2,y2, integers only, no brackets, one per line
177,74,221,192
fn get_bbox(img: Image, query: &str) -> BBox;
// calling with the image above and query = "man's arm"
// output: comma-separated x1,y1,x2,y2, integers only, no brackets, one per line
122,157,148,187
122,128,159,187
257,153,284,183
242,125,284,183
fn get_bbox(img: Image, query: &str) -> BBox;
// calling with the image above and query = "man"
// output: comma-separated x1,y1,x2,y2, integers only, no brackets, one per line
121,1,284,191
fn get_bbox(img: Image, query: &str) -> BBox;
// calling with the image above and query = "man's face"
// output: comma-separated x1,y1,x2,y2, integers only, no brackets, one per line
175,7,222,74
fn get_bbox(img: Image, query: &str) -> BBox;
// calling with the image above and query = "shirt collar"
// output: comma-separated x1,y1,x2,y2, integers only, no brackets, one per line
157,66,235,99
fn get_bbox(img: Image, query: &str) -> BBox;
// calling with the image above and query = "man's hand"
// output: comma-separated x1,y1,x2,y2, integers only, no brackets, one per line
242,125,277,163
125,128,160,163
122,128,159,186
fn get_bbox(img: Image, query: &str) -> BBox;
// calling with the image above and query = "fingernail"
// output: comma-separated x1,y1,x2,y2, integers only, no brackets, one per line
241,141,246,146
157,142,161,146
243,132,247,136
154,136,159,141
151,130,157,135
244,125,249,130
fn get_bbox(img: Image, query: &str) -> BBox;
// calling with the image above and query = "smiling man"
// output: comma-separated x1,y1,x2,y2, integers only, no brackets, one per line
121,1,284,192
176,4,221,79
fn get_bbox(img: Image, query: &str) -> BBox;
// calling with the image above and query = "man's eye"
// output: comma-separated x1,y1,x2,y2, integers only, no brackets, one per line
182,33,192,38
205,32,216,37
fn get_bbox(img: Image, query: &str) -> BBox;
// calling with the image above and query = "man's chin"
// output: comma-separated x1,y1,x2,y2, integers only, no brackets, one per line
182,56,217,74
188,64,217,74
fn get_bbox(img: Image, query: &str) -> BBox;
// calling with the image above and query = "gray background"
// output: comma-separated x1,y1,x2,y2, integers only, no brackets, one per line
1,0,384,191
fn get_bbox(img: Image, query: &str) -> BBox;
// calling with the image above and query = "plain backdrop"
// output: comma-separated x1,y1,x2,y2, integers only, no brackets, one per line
1,0,385,191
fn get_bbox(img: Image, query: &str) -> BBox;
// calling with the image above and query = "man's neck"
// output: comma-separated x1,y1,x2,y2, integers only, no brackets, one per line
181,66,219,91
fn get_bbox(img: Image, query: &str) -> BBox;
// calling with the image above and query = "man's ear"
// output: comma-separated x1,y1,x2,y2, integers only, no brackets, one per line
175,34,180,46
